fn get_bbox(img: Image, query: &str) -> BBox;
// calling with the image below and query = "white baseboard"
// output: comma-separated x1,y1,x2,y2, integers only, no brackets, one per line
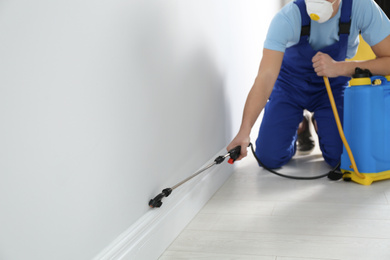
93,148,234,260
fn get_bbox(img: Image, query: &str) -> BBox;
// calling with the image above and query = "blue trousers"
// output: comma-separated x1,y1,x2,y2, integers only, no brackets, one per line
255,86,344,169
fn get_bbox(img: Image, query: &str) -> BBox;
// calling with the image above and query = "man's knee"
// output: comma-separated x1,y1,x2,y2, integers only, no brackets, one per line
320,142,342,167
323,153,341,168
255,147,293,169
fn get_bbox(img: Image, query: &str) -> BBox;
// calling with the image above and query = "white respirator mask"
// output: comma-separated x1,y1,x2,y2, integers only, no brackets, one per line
305,0,337,23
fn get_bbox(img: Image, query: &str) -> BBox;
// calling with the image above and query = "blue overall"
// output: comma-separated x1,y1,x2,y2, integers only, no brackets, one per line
255,0,352,168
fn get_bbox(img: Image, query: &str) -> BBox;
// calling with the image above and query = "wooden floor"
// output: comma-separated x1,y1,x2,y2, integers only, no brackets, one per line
159,145,390,260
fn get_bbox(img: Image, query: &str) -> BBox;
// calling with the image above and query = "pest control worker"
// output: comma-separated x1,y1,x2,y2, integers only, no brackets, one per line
227,0,390,169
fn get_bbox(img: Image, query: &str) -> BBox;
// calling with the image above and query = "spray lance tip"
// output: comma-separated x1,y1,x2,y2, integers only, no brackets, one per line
148,188,172,208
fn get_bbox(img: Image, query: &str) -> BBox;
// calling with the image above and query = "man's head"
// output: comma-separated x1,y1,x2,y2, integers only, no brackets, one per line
305,0,341,23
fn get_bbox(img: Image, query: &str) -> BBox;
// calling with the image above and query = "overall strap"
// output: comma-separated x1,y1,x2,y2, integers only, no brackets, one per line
294,0,311,41
338,0,352,59
339,0,352,36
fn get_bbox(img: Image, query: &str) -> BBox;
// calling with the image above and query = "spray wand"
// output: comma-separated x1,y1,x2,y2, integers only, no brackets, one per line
148,146,241,208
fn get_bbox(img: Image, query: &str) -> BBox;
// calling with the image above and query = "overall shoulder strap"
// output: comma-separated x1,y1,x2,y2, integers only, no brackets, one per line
339,0,352,35
294,0,311,37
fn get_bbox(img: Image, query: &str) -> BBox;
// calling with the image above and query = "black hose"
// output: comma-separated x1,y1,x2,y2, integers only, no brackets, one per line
249,143,342,180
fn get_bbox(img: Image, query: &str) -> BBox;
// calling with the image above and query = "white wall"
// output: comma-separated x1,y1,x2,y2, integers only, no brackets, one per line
0,1,278,259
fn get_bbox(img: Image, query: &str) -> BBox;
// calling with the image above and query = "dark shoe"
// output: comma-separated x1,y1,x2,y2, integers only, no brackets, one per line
297,114,315,155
